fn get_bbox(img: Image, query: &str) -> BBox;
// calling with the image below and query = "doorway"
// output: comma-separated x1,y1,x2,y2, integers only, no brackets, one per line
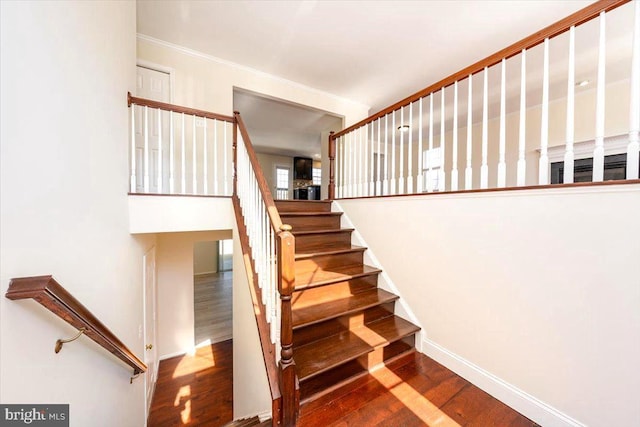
193,240,233,346
143,246,158,417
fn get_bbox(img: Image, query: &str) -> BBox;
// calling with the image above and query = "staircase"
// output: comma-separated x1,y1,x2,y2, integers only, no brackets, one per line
275,199,421,404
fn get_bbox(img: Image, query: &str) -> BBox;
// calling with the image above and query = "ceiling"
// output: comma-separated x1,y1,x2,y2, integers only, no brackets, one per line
137,1,634,157
233,89,342,158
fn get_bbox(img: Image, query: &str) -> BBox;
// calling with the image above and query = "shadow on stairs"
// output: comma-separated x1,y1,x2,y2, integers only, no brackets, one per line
276,200,421,406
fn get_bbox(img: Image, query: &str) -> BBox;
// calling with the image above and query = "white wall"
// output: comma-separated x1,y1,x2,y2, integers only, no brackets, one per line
128,195,234,233
338,184,640,427
0,2,150,426
232,216,272,420
256,152,294,198
194,241,218,275
156,230,232,358
137,36,369,128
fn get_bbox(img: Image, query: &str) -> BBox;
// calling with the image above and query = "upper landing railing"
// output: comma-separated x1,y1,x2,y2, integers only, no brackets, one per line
328,0,640,199
127,93,234,196
126,94,298,425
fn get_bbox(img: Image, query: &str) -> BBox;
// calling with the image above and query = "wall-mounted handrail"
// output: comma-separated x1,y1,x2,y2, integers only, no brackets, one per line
5,275,147,377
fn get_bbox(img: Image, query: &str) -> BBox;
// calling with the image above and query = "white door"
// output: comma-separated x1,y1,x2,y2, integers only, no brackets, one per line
135,66,171,193
143,246,158,415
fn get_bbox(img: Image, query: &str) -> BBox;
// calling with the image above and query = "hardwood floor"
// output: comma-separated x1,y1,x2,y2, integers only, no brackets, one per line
194,271,232,345
148,340,233,427
298,351,539,427
148,339,536,426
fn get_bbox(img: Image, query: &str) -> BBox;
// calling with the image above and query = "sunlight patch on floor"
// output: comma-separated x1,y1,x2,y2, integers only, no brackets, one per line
172,343,216,378
173,385,191,425
371,366,461,427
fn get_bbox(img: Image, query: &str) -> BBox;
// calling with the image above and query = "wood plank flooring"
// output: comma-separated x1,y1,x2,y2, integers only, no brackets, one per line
298,351,539,427
148,340,233,427
148,339,537,426
194,271,232,345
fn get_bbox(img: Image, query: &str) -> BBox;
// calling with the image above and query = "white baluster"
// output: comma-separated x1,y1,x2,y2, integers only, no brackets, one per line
350,132,355,197
213,119,219,195
169,111,175,194
203,118,208,194
157,109,163,193
376,119,382,195
224,122,229,195
517,51,527,186
399,107,405,194
192,116,198,194
451,82,459,191
428,94,434,192
481,67,489,189
391,112,397,195
498,59,507,188
338,137,344,198
361,125,366,196
440,87,446,192
130,105,137,192
144,106,150,193
564,27,576,184
629,0,640,179
181,113,186,194
417,97,424,193
408,102,414,194
466,75,473,190
370,122,375,196
539,38,550,185
593,12,606,182
383,115,389,195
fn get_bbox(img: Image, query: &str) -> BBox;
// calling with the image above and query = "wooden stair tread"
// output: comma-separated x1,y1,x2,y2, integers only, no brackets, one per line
292,288,398,329
292,228,354,236
294,245,366,259
295,264,381,290
294,315,420,381
280,212,342,217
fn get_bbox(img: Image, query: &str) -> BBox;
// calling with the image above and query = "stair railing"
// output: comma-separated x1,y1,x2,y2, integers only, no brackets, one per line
5,275,147,381
234,111,298,426
127,93,235,196
329,0,639,199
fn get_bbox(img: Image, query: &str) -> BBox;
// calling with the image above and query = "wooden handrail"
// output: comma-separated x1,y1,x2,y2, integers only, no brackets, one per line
127,92,235,123
5,275,147,376
234,111,285,233
332,0,630,139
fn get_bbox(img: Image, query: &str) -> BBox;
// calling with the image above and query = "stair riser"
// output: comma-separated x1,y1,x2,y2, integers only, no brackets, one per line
296,272,378,292
293,303,395,348
299,337,416,403
282,215,341,232
275,200,332,212
295,250,365,275
294,231,352,252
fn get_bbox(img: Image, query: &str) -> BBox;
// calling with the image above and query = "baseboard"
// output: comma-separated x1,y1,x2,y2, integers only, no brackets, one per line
421,338,585,427
158,350,187,361
194,270,218,276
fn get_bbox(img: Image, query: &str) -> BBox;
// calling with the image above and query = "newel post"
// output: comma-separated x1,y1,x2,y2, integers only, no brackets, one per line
328,131,336,200
277,224,298,427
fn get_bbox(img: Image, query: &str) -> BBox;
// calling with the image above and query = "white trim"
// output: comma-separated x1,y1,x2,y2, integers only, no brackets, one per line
333,201,425,352
158,350,187,361
547,134,629,163
136,60,175,103
136,33,369,111
422,338,586,427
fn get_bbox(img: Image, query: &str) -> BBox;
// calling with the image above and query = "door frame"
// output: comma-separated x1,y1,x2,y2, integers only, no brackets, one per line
143,245,158,419
136,60,175,103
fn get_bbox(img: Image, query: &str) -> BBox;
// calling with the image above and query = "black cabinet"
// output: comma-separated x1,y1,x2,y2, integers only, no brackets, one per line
294,157,313,180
